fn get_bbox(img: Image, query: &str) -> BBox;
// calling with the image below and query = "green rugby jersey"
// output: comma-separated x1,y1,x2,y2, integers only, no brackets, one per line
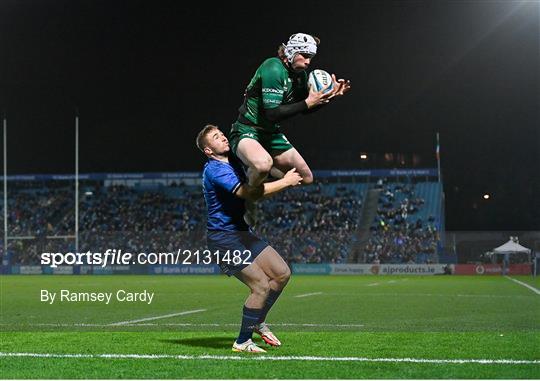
238,57,308,131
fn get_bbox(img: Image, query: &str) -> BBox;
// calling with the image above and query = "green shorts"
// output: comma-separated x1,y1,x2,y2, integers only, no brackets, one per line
228,121,294,156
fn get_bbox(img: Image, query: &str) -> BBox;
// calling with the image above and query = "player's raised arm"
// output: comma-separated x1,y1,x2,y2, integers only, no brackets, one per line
235,168,302,202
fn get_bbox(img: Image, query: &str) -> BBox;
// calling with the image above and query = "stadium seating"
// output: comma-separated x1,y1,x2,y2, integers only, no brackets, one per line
3,177,444,266
364,180,442,264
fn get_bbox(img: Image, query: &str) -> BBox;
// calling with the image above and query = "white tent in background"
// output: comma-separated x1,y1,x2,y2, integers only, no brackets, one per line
488,237,532,276
493,239,531,255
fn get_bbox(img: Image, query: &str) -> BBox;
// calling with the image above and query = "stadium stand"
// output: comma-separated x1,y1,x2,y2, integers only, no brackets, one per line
2,173,445,266
256,182,367,264
362,179,442,264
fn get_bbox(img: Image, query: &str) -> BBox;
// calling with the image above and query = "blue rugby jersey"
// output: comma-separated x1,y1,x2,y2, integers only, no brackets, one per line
202,158,249,231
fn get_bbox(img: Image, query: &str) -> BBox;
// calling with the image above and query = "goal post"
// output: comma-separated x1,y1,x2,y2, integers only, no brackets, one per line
1,112,80,267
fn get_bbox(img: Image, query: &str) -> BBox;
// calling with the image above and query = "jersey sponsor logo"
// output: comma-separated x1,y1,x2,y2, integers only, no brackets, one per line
262,88,284,94
242,133,255,138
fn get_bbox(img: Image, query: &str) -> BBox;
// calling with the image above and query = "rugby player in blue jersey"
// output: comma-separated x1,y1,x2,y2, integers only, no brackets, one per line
196,124,302,353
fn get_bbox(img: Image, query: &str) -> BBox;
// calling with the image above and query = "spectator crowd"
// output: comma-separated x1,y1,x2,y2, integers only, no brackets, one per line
365,179,440,264
2,177,441,266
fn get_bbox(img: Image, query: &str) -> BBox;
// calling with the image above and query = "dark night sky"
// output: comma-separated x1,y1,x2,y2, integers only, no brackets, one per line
1,0,539,230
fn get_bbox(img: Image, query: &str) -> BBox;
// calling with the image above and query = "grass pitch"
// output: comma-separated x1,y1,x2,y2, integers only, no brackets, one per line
1,275,539,379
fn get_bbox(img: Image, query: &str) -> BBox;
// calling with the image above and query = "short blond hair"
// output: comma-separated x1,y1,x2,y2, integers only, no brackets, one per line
196,124,219,152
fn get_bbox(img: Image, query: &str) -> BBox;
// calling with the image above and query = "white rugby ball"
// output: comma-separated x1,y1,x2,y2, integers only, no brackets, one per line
308,69,334,93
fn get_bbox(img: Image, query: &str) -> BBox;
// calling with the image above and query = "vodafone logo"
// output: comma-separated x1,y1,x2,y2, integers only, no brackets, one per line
475,265,485,275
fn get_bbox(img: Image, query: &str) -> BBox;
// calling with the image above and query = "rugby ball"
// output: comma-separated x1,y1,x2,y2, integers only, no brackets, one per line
308,69,334,93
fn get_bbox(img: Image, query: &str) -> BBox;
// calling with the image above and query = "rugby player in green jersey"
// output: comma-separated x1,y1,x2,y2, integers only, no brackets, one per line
229,33,351,224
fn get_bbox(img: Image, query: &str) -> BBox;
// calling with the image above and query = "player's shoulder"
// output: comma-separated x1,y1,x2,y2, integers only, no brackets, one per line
203,159,223,179
261,56,283,67
260,57,287,76
204,159,235,179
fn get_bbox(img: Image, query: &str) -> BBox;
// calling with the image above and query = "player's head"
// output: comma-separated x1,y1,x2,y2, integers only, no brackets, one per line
196,124,230,158
278,33,320,72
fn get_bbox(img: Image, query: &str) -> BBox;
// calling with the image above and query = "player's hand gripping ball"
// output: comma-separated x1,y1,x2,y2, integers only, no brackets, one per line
308,69,334,93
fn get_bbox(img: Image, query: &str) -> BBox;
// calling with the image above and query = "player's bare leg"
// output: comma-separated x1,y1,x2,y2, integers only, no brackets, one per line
235,261,271,308
231,261,272,352
272,148,313,185
269,167,285,179
254,246,291,292
236,138,273,187
236,138,274,225
251,246,291,347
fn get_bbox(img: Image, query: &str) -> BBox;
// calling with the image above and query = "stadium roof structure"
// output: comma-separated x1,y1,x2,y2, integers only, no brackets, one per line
492,239,531,255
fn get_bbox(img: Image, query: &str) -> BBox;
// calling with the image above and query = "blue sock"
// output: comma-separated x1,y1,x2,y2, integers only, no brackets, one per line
258,289,282,324
237,306,263,344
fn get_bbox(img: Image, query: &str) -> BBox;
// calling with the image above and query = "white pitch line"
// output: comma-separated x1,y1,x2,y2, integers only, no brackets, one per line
108,309,207,326
111,323,364,328
367,283,380,287
294,292,323,298
1,322,363,328
0,352,538,365
322,292,533,299
505,276,540,295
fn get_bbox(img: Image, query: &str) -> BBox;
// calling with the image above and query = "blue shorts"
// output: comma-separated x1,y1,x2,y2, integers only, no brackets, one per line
206,230,269,276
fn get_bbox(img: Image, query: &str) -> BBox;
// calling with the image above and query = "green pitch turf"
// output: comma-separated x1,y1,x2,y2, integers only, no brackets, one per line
1,275,539,378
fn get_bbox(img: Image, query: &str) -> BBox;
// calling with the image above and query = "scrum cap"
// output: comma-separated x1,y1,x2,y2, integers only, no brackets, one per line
283,33,317,63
